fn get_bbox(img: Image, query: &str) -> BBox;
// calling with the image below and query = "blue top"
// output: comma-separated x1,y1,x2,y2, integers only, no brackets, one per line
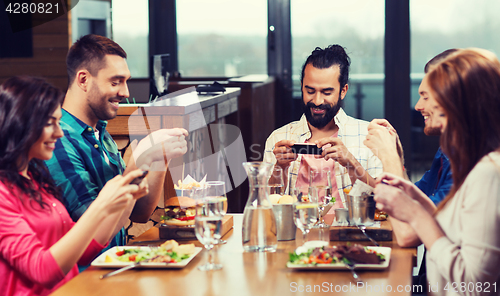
415,148,453,205
45,109,127,253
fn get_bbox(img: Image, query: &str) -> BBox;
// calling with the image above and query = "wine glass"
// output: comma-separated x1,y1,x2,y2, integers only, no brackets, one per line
194,190,223,271
204,181,228,244
291,187,319,244
309,168,333,228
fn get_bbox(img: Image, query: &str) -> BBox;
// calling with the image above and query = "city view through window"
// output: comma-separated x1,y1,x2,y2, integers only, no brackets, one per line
111,0,500,121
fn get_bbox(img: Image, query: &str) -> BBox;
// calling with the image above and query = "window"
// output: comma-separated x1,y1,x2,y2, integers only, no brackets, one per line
410,0,500,106
291,0,385,121
176,0,267,77
111,0,149,78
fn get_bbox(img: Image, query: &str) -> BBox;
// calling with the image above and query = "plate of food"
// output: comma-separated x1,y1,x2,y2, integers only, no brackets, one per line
287,243,391,270
91,240,202,269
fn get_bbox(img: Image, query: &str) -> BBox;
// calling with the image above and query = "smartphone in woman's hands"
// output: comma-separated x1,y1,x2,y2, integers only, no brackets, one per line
130,170,149,185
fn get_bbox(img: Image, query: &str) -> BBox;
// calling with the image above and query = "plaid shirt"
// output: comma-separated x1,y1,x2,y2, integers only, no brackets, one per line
45,109,127,251
263,108,383,206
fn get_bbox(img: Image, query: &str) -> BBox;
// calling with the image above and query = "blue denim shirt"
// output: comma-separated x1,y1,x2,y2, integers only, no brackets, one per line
415,148,453,205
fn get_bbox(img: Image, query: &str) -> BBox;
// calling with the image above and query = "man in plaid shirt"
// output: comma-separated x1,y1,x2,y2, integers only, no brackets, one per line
45,35,188,267
264,45,382,210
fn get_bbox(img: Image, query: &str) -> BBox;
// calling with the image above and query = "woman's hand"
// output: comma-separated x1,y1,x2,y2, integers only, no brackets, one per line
91,169,144,216
374,173,427,224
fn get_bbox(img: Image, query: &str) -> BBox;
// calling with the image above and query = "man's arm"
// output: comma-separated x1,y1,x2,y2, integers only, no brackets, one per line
364,119,408,179
125,128,188,223
316,137,378,187
46,138,131,241
123,157,165,223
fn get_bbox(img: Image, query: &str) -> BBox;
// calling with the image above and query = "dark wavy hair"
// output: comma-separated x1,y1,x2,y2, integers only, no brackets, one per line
300,44,351,87
0,76,64,209
427,50,500,211
67,34,127,87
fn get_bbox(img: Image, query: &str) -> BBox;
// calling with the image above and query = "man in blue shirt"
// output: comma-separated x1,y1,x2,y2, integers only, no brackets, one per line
364,49,457,246
46,34,188,261
364,50,457,295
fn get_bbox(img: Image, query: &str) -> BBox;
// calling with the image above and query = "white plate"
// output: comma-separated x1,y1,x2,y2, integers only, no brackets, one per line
91,246,202,269
295,240,330,255
287,246,391,270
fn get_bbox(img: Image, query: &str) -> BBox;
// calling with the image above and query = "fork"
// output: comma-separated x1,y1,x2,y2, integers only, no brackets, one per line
357,225,380,246
100,260,149,279
344,260,362,283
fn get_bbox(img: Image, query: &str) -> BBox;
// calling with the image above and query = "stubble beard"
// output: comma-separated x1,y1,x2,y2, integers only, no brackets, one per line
87,81,118,122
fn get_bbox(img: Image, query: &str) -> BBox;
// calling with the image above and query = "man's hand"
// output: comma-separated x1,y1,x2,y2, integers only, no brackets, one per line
364,119,401,160
315,137,354,167
316,137,375,186
364,119,405,177
272,139,297,170
132,128,188,168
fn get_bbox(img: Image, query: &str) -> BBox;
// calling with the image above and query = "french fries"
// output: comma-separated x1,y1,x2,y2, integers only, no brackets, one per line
174,180,201,190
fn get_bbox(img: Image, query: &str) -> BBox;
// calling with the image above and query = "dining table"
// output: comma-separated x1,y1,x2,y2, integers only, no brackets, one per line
50,214,417,296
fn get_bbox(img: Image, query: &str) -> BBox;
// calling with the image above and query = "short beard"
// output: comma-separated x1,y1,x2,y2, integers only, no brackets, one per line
302,95,342,129
424,126,442,136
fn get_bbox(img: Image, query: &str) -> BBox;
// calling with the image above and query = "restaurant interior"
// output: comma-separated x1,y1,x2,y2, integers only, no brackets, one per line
0,1,499,295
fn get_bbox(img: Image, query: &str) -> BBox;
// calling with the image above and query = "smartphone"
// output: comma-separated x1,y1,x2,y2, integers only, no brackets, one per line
130,170,149,185
290,144,323,155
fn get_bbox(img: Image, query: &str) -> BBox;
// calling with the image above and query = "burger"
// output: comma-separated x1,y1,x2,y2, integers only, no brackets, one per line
162,196,197,226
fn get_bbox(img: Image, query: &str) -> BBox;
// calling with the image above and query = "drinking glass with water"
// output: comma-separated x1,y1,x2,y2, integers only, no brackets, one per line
195,189,223,271
291,187,319,244
309,168,333,228
204,181,228,244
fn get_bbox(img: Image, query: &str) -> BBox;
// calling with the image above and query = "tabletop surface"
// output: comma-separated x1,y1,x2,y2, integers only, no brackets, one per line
50,215,417,296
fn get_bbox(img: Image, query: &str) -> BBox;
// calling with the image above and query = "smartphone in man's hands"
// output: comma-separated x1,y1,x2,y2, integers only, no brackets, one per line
290,144,323,155
130,170,149,185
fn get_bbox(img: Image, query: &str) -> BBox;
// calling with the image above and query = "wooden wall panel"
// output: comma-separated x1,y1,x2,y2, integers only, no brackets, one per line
0,14,69,91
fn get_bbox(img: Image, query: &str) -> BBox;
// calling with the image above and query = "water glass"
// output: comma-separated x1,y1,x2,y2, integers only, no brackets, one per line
195,192,223,271
204,181,227,215
291,187,319,244
309,168,333,228
204,181,227,244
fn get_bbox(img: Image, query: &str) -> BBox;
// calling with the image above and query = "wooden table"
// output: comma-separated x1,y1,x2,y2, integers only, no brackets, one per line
51,215,417,296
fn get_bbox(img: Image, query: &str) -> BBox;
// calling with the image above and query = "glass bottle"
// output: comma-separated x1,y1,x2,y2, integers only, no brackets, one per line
242,161,277,252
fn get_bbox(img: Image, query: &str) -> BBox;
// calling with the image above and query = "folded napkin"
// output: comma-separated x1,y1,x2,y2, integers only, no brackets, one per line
349,179,374,197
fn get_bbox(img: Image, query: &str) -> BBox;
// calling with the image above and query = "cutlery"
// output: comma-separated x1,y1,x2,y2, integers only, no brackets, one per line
100,260,149,279
357,224,380,246
344,260,362,283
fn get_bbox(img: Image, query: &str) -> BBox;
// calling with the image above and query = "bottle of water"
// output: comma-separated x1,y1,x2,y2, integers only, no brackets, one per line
241,162,277,252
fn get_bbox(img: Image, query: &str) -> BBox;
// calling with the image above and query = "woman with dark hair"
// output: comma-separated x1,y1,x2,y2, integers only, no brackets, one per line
0,76,147,296
375,50,500,296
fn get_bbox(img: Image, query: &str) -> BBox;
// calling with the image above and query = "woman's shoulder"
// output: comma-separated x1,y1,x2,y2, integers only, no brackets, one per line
0,180,22,209
466,151,500,183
